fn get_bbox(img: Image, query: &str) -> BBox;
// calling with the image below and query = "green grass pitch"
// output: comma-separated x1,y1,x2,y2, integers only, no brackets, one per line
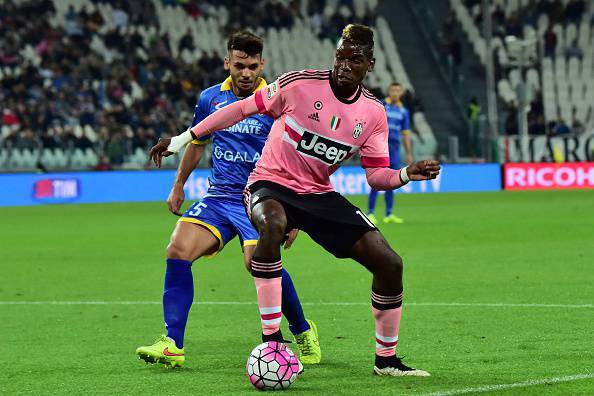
1,190,593,395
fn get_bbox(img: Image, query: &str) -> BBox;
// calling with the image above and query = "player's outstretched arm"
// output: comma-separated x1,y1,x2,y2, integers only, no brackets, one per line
365,160,440,191
167,144,205,216
149,96,261,167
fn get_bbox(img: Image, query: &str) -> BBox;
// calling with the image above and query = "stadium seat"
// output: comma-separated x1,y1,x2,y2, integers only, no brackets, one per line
566,23,577,45
69,149,87,169
509,69,521,90
84,148,99,167
53,148,68,168
567,57,580,78
526,68,540,91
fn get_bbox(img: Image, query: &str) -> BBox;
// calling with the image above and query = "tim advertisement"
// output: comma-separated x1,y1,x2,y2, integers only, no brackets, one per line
0,164,501,207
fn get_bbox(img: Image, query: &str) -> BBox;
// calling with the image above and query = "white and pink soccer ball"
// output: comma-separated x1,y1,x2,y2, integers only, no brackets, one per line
246,341,300,391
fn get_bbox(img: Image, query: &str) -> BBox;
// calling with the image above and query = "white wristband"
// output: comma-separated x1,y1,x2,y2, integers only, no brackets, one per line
167,129,194,153
400,166,410,183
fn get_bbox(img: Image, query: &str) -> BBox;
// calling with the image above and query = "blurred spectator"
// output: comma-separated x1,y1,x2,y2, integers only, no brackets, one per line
505,12,522,37
565,0,585,23
528,115,546,135
13,129,39,149
550,0,566,24
555,119,570,135
178,29,195,52
571,116,585,134
440,9,462,79
95,154,113,171
544,26,557,58
565,39,583,60
467,97,481,155
112,2,129,29
2,108,20,126
505,103,519,135
467,97,480,121
105,132,126,165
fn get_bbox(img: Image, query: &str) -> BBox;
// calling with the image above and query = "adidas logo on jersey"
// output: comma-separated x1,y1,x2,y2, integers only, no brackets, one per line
308,112,320,122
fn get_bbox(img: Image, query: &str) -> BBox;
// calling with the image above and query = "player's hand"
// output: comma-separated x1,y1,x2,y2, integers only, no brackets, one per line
167,185,185,216
406,160,441,181
283,229,299,250
149,137,173,168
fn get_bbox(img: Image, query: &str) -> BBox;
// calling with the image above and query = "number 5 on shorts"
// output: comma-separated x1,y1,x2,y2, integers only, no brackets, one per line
188,202,208,217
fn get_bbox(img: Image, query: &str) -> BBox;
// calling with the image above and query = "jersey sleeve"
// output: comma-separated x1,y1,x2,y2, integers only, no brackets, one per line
401,108,411,135
191,92,212,145
253,79,286,119
360,109,390,168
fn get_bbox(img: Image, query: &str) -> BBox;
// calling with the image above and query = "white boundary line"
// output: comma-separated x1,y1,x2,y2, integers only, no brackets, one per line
423,373,594,396
0,301,592,308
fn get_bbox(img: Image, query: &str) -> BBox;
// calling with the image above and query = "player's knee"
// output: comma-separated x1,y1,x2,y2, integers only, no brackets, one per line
255,213,286,245
380,251,403,280
166,240,193,261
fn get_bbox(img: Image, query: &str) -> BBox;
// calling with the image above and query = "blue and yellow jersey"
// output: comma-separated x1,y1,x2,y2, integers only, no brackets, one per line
383,97,411,149
191,76,272,197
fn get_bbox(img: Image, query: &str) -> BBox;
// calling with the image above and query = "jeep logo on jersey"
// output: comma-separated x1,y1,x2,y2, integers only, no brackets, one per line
297,131,351,165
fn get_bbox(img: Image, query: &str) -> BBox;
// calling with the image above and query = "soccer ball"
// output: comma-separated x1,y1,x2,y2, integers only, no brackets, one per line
246,341,300,390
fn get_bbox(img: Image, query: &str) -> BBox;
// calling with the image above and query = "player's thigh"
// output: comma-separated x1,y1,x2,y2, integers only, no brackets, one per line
167,221,220,261
171,197,236,260
349,230,403,276
298,192,376,258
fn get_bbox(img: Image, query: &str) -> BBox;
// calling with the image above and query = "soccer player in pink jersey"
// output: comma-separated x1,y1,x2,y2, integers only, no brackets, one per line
150,24,440,377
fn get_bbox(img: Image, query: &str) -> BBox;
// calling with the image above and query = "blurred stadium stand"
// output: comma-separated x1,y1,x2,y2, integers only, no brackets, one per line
451,0,594,135
0,0,437,172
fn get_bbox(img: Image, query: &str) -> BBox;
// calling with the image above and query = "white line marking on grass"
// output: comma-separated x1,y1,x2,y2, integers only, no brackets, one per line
424,373,594,396
0,301,593,308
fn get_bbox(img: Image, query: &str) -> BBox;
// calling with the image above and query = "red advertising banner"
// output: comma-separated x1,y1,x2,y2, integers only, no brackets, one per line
504,162,594,190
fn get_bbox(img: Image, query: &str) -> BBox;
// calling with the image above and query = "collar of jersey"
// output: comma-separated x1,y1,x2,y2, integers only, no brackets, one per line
385,97,402,106
220,76,267,93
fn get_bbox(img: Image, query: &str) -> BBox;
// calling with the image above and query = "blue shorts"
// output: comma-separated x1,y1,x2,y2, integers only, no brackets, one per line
179,194,258,254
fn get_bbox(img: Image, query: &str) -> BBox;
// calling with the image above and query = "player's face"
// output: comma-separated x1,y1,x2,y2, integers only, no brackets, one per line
225,50,265,97
389,84,402,102
332,40,374,94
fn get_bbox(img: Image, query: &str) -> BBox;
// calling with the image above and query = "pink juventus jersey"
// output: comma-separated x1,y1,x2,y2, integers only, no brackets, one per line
249,70,390,194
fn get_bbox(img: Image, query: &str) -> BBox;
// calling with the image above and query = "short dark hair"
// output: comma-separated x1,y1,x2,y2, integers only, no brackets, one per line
227,30,264,57
390,81,401,88
341,24,374,59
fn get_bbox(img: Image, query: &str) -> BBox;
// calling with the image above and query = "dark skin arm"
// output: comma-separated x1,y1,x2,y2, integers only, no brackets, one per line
149,137,174,168
406,160,441,180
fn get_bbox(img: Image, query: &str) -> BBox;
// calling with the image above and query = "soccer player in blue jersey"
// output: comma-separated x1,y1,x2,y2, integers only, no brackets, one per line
136,31,320,368
367,82,413,224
